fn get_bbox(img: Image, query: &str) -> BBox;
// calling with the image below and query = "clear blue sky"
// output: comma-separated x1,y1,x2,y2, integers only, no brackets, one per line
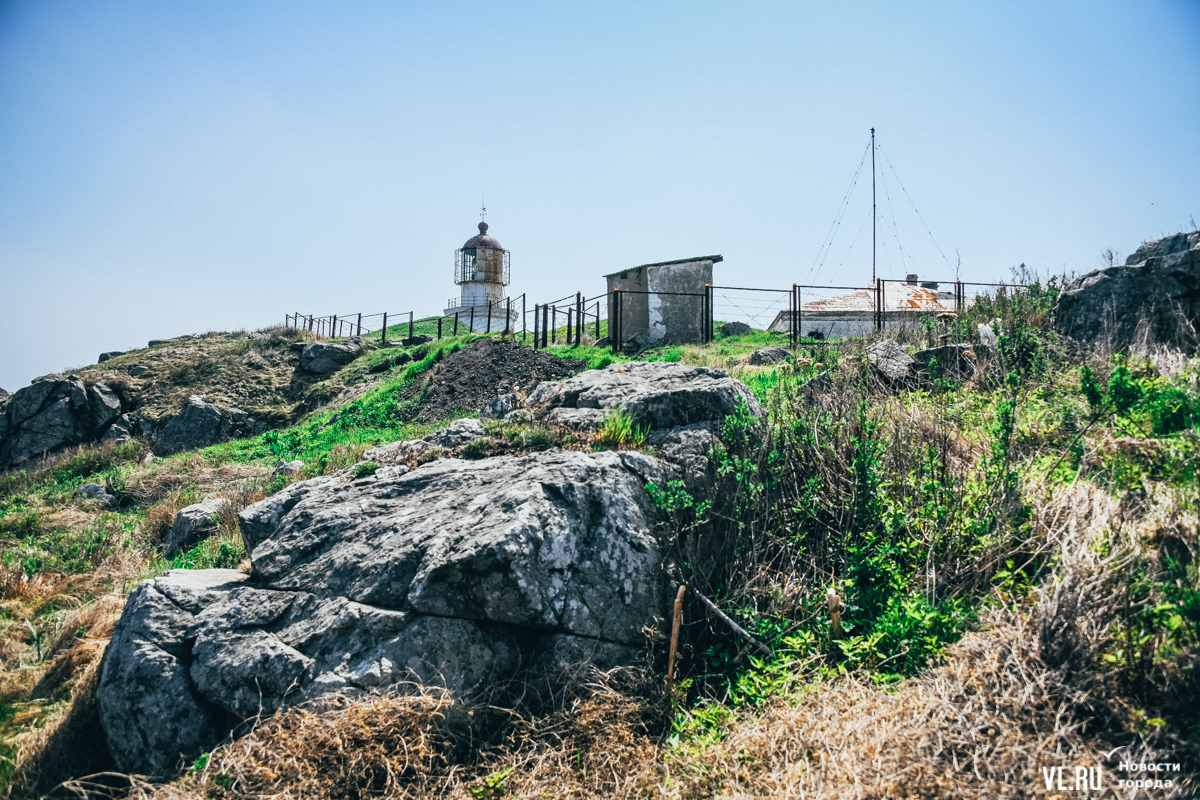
1,1,1198,391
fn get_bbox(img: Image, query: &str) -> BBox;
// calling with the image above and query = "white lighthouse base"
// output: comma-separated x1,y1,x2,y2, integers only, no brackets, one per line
442,306,521,335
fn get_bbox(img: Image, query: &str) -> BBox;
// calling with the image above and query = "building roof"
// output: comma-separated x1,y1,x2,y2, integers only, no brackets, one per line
462,222,503,250
603,254,723,279
800,283,954,313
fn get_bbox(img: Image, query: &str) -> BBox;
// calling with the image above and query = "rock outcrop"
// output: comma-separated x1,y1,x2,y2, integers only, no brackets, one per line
98,448,680,777
152,396,270,457
721,322,751,336
1057,231,1200,350
748,347,789,366
0,375,127,469
910,344,985,382
526,362,764,432
162,498,232,555
365,418,486,463
77,482,119,509
299,338,364,375
97,361,765,777
865,340,915,383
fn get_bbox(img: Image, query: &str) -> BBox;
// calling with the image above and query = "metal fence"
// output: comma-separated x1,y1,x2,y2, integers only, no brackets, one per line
287,293,530,346
290,277,1027,354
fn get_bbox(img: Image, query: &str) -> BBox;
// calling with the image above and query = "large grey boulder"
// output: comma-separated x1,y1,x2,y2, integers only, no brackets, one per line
1058,231,1200,351
646,422,718,496
865,339,915,383
162,498,232,555
77,482,119,509
748,347,790,365
97,569,253,778
526,361,764,432
98,351,125,363
153,396,224,456
99,448,678,777
364,418,486,464
0,375,127,469
300,337,363,374
100,414,133,445
88,384,122,432
721,322,751,336
910,343,987,382
152,396,266,457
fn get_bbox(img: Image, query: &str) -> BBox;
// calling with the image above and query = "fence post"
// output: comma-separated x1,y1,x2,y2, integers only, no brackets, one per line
332,315,338,338
522,294,527,342
486,301,493,334
704,284,711,343
575,292,582,346
612,290,621,353
533,304,540,350
595,301,600,340
454,312,459,337
798,285,803,344
382,312,387,346
438,317,442,340
357,313,362,336
408,311,414,343
506,297,512,336
469,305,475,334
542,303,549,348
566,307,572,345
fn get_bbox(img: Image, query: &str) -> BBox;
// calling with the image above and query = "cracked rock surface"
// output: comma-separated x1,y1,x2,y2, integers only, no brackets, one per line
98,448,678,777
527,361,764,431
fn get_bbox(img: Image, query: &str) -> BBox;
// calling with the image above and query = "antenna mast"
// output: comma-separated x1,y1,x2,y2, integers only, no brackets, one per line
871,127,876,284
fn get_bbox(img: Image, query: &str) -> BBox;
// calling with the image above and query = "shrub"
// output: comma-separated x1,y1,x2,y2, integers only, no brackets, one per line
593,410,648,449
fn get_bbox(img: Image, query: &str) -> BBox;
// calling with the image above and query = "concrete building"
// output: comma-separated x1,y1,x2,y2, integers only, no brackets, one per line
605,255,721,345
768,275,959,339
444,221,519,333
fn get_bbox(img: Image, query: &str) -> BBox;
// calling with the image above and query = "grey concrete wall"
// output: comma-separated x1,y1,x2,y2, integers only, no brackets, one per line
606,261,712,345
647,261,711,343
606,267,650,343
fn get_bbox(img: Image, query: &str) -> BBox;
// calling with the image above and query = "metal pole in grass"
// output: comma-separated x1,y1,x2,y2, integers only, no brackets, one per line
522,294,527,342
533,304,539,350
332,315,338,338
542,303,549,348
454,312,459,337
409,311,414,343
469,305,475,334
437,317,442,340
357,313,362,336
506,297,512,336
566,307,572,344
486,300,493,334
595,301,600,339
382,313,387,346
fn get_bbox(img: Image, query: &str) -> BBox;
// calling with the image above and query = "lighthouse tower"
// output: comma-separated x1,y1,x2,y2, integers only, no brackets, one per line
443,217,517,333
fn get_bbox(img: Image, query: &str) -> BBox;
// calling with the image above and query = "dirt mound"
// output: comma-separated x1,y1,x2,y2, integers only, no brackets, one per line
414,338,583,421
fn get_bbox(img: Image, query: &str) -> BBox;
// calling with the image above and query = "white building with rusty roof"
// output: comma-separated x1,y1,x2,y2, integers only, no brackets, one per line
769,275,961,340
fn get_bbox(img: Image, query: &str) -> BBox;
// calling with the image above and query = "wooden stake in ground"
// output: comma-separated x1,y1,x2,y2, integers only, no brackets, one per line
827,586,843,640
666,585,686,701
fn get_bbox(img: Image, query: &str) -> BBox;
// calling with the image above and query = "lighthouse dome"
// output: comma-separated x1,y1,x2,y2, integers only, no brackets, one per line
463,221,502,250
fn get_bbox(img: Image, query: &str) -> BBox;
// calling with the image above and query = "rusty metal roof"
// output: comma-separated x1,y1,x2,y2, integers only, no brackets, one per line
463,222,503,250
801,283,953,313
